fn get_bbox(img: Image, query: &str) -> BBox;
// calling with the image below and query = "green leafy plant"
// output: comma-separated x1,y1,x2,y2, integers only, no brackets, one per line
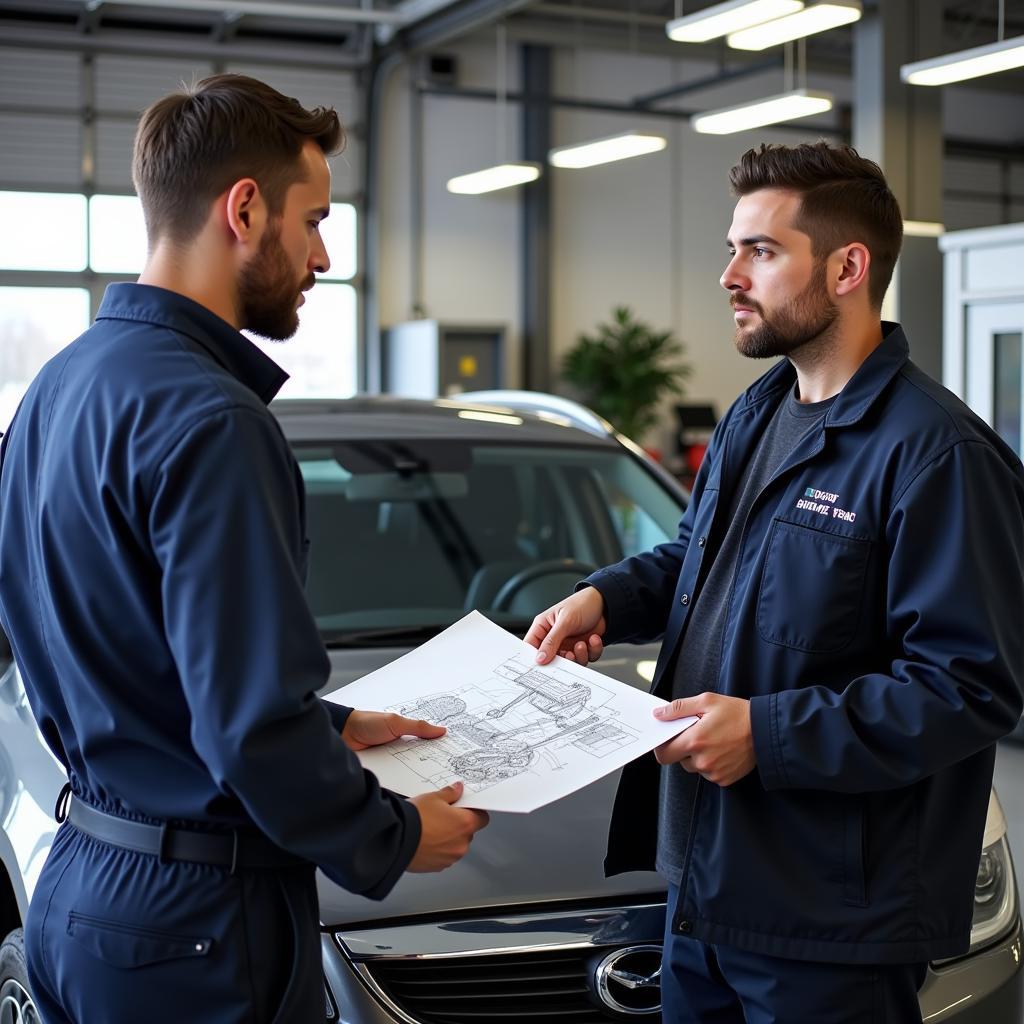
561,306,691,443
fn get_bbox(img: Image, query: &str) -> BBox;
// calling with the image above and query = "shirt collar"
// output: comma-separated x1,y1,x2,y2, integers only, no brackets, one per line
740,321,910,428
95,283,289,404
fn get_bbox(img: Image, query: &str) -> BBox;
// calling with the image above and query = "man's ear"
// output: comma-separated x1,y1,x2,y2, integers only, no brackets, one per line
224,178,265,244
834,242,871,299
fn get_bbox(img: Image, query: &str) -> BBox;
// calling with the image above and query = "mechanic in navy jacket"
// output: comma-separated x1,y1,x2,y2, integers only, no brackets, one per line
0,75,487,1023
528,142,1024,1023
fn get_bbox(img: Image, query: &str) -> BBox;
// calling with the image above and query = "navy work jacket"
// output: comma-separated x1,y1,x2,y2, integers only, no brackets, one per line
0,283,419,900
590,323,1024,964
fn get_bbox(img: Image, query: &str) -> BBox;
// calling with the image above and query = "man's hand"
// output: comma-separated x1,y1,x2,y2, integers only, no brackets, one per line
525,587,607,665
408,783,490,872
342,710,445,752
653,693,755,787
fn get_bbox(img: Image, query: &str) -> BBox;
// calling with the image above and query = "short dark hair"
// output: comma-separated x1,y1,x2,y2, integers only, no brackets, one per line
132,73,344,246
729,142,903,309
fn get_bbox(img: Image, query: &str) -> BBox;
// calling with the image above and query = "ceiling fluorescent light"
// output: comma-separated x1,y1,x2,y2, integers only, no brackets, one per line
549,132,667,169
446,162,542,195
727,0,861,50
666,0,804,43
900,34,1024,86
692,88,832,133
903,220,945,238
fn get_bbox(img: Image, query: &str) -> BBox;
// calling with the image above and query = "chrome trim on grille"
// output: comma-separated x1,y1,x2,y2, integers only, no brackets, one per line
334,902,665,960
351,962,426,1024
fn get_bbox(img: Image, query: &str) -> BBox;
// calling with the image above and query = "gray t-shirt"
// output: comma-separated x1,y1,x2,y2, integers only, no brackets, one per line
656,383,836,884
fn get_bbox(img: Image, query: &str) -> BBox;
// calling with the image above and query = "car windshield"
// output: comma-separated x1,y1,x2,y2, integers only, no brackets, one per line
296,440,684,645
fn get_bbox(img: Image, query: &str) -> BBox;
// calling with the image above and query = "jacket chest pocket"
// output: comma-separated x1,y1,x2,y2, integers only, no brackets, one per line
756,520,870,654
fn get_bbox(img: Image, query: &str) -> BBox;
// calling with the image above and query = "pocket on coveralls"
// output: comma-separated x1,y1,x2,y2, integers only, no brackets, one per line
67,912,214,969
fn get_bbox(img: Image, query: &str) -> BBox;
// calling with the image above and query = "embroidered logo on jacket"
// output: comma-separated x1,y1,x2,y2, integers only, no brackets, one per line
796,487,857,523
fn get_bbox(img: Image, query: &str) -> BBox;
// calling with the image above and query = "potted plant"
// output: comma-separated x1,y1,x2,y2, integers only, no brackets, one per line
561,306,692,449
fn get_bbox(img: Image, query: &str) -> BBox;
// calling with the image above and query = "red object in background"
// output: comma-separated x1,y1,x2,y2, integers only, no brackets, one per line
643,447,663,463
686,443,707,475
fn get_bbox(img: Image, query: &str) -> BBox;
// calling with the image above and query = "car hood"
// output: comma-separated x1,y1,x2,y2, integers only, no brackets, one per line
316,644,665,928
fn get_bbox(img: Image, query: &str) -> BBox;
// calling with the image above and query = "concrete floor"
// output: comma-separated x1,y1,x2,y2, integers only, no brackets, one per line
992,739,1024,1023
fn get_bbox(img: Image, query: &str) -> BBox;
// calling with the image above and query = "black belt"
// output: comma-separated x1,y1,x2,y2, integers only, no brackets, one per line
58,787,306,874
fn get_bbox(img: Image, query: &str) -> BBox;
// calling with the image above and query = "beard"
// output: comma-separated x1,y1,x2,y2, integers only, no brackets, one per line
237,221,313,342
732,259,839,360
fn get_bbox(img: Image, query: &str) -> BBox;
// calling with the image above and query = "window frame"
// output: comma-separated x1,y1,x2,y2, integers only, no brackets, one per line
0,187,363,407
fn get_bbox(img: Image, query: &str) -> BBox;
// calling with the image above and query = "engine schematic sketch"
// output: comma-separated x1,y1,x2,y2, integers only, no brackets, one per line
334,610,698,813
388,654,640,794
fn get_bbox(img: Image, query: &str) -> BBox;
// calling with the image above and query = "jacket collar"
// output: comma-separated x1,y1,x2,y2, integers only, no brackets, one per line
95,283,288,404
739,321,910,429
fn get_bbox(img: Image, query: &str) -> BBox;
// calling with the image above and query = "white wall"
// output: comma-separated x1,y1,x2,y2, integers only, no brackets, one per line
375,38,1019,449
378,41,828,444
378,48,525,393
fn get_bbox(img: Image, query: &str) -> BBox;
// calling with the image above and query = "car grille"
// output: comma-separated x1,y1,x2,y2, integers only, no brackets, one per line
362,946,658,1023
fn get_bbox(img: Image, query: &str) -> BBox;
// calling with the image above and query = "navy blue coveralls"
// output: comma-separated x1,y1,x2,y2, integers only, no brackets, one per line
587,325,1024,1018
0,283,421,1022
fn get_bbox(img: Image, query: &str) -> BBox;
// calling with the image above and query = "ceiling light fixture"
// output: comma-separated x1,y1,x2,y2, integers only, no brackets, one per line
900,33,1024,86
691,88,833,133
902,0,1024,86
727,0,861,50
446,163,543,195
666,0,804,43
903,221,945,238
446,22,542,196
549,131,667,169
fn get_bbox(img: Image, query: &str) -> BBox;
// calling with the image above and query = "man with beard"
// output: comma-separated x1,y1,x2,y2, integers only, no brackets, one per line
0,75,487,1023
527,142,1024,1022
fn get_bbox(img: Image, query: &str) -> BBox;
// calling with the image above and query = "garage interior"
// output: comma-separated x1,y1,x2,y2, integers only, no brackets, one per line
1,1,1023,1021
1,0,1022,443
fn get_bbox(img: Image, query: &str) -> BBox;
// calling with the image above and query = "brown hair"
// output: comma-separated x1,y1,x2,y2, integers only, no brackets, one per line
132,73,344,246
729,142,903,309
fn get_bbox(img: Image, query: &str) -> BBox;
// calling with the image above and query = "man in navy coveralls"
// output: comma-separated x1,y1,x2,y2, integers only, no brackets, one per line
527,142,1024,1023
0,74,488,1023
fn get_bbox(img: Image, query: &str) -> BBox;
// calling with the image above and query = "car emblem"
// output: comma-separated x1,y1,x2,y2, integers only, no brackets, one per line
593,944,662,1015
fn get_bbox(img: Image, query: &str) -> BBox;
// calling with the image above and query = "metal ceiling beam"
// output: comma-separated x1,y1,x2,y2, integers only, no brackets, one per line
416,82,846,135
529,3,664,28
388,0,533,53
632,58,780,107
98,0,406,24
0,21,366,66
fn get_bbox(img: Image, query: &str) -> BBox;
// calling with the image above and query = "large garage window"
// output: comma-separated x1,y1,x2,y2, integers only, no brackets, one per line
0,46,364,430
245,201,359,400
0,192,88,272
0,194,359,430
0,285,91,430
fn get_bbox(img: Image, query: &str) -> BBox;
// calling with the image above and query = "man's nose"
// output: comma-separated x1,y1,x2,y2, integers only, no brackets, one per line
311,234,330,276
720,256,748,292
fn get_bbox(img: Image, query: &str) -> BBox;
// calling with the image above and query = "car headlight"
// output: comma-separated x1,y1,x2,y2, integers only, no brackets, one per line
969,835,1018,953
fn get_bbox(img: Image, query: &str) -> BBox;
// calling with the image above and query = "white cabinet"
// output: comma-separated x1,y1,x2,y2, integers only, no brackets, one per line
382,320,505,399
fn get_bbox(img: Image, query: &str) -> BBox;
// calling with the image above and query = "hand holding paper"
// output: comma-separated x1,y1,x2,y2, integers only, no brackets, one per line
652,693,756,787
327,611,697,813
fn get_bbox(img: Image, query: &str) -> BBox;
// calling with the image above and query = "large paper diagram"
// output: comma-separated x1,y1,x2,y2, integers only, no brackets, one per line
327,611,696,813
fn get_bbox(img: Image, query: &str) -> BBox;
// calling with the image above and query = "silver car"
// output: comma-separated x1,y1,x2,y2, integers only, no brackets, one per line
1,393,1021,1023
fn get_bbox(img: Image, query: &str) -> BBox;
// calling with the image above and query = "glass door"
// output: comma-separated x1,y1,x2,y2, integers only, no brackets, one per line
965,302,1024,459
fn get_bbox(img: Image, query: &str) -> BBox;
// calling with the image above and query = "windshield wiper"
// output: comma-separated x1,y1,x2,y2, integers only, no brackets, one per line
321,624,451,648
321,620,533,648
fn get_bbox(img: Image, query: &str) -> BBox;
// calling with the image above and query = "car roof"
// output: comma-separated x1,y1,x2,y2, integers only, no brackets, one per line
271,396,617,447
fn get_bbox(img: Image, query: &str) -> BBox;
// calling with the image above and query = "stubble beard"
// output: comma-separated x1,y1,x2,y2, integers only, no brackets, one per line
732,260,839,362
238,221,313,342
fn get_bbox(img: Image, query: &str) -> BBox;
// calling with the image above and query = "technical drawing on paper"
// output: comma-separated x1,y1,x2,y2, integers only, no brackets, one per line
386,654,641,792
